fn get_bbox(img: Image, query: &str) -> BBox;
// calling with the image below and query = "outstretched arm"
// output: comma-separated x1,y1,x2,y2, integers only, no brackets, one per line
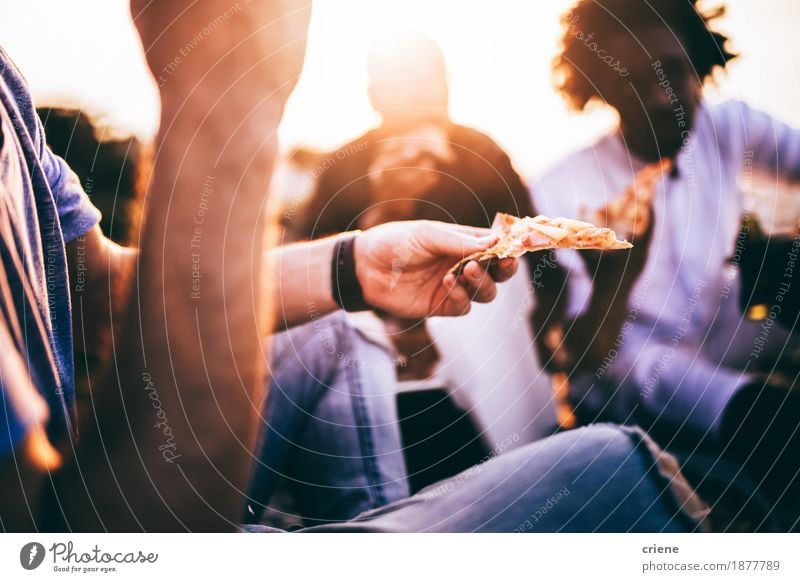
270,221,518,330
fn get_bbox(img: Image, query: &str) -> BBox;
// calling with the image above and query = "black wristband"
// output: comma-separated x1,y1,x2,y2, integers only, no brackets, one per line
331,234,371,312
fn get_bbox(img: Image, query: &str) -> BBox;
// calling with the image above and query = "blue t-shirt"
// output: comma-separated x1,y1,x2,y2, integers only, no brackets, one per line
0,47,101,457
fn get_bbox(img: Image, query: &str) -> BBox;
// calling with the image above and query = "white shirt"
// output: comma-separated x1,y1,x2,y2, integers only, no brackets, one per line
532,101,800,432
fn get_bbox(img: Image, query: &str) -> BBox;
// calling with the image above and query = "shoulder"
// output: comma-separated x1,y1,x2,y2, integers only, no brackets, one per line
0,46,31,98
332,129,377,156
314,130,376,186
0,47,44,153
705,99,754,123
702,98,780,137
533,134,619,215
700,99,778,161
447,124,524,186
449,124,508,155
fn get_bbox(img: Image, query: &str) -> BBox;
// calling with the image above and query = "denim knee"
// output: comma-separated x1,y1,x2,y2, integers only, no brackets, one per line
581,424,710,531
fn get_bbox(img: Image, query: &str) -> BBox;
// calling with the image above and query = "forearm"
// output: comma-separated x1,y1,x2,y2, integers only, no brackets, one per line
59,0,310,531
563,227,653,373
69,226,137,361
565,281,634,371
271,220,516,330
269,235,344,331
622,339,747,431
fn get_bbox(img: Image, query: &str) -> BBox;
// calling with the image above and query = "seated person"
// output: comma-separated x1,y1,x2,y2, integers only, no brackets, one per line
244,311,410,525
532,0,800,502
0,1,706,532
35,107,145,395
296,30,533,237
296,30,544,379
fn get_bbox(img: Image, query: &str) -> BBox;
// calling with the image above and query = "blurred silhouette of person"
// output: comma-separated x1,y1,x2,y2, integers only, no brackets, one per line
35,107,146,418
533,0,800,508
297,30,533,235
37,108,143,245
296,30,541,379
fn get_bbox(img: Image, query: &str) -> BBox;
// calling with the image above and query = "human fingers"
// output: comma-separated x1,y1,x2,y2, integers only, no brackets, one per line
489,257,518,283
417,222,497,258
459,260,498,303
437,273,473,316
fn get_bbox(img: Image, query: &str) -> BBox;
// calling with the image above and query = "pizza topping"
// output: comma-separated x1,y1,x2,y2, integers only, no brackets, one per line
527,222,571,242
449,212,633,274
581,158,673,238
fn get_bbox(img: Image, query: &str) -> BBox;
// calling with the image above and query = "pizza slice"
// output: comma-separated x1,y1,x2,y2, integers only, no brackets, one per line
582,158,673,238
449,212,633,275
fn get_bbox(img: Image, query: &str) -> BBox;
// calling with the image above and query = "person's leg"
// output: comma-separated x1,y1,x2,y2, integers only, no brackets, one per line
585,327,797,528
626,307,799,448
721,380,800,506
243,313,409,525
711,305,800,507
297,424,708,532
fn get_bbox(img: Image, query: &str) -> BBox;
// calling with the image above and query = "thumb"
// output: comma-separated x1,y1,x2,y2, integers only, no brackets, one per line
423,224,498,258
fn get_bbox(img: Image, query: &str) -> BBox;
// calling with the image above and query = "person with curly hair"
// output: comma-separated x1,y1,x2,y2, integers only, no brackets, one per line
533,0,800,513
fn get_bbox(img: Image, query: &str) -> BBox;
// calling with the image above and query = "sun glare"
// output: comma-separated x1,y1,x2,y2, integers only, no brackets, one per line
278,0,618,177
0,1,798,178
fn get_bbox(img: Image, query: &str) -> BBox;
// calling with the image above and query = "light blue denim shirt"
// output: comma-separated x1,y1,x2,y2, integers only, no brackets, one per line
0,46,101,457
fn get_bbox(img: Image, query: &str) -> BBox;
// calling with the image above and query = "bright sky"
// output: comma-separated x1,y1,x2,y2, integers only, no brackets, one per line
1,0,799,177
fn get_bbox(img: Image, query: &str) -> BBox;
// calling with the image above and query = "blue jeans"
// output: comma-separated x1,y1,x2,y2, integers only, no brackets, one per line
244,313,410,525
245,314,707,532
